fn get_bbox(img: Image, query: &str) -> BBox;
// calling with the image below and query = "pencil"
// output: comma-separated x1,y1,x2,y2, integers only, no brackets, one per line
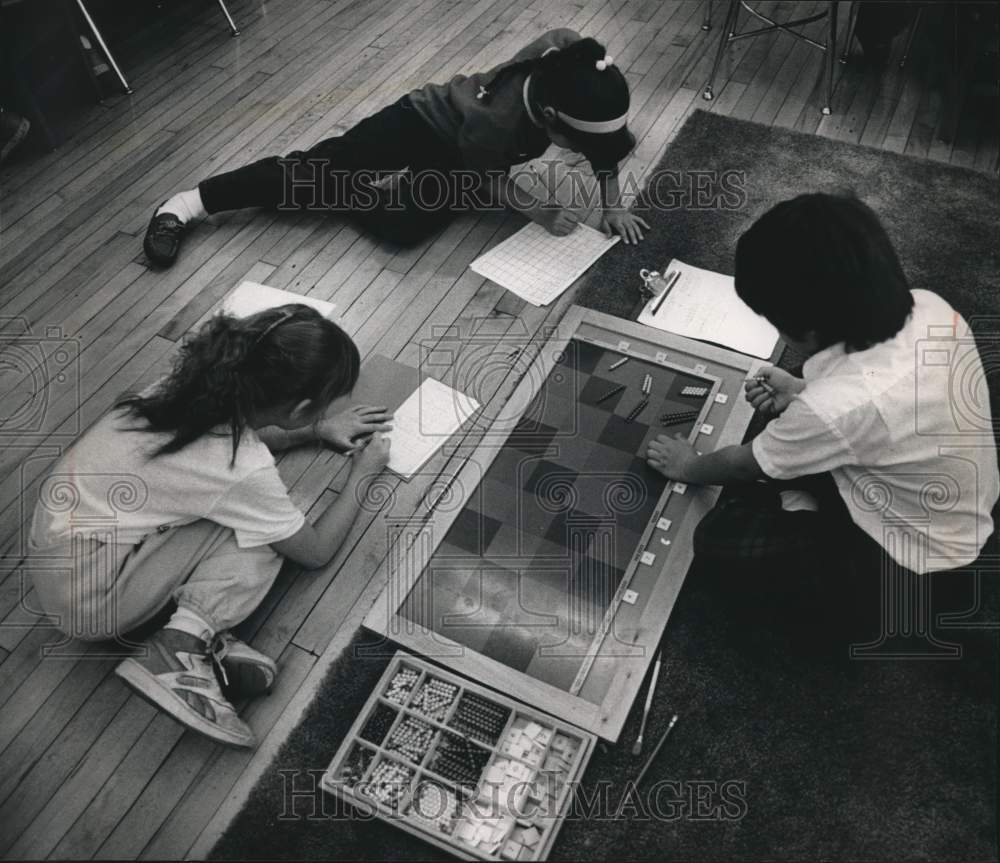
649,270,680,317
631,652,662,756
634,714,679,787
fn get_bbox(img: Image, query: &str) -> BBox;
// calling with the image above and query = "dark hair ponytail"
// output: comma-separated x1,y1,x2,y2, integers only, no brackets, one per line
116,304,360,464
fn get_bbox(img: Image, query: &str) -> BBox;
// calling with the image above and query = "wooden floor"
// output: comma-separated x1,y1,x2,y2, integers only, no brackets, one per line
0,0,996,858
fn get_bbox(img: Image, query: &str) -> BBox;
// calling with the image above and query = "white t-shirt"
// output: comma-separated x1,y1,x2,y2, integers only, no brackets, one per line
752,290,999,574
30,409,306,550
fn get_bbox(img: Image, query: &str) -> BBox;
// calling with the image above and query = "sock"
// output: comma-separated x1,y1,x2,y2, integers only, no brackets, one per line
165,606,215,644
156,188,207,224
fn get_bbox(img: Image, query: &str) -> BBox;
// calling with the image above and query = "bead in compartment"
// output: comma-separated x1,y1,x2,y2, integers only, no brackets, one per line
412,678,458,722
384,667,420,705
356,760,413,811
408,780,461,835
385,715,436,763
449,692,511,745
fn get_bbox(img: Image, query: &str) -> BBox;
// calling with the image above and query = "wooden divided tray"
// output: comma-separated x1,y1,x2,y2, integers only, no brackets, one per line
321,652,597,861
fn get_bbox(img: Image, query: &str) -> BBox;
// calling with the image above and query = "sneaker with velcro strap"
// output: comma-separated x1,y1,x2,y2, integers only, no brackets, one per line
115,628,255,748
211,631,277,696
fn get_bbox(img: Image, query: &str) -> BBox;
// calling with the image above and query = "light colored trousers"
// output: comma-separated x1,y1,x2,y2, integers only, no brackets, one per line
32,521,283,642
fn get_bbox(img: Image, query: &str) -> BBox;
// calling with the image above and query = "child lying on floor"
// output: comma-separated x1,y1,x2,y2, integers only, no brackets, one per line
645,192,999,574
144,30,649,267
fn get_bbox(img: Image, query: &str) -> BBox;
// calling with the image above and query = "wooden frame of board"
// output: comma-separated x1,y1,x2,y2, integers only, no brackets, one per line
364,306,765,742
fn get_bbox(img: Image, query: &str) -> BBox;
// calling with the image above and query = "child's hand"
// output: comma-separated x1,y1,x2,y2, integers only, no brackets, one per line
646,433,698,481
601,209,650,245
535,206,580,236
744,367,805,417
316,405,393,451
352,433,391,473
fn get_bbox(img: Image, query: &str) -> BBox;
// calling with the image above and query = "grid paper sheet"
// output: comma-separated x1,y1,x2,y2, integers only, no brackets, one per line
469,222,620,306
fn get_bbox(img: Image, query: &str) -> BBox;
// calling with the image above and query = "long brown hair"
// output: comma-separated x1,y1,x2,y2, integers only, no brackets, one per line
116,304,359,464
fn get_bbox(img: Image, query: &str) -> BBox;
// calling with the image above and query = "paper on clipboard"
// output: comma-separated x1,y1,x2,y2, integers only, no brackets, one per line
637,260,779,359
386,377,480,480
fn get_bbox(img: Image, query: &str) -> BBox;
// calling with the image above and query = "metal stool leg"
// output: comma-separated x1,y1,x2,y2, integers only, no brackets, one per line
75,0,131,95
823,0,838,114
839,0,859,63
703,0,740,100
899,6,922,69
217,0,240,36
702,0,712,31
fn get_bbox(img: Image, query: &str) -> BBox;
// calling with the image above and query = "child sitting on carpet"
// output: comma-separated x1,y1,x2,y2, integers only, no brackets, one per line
30,305,392,748
645,193,999,574
143,30,649,267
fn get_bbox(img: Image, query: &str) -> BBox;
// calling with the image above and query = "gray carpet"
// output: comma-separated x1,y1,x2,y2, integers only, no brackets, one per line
209,111,999,862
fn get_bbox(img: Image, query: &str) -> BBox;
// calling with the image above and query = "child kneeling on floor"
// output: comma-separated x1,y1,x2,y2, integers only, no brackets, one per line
646,192,999,575
30,306,392,748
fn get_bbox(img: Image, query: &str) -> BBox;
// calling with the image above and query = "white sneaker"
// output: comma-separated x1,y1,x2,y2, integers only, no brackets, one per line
115,629,255,748
211,631,278,696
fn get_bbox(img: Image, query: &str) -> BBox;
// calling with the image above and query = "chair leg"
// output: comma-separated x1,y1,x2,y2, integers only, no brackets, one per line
217,0,241,36
75,0,131,94
899,7,922,69
839,0,859,63
703,0,740,101
823,0,838,115
702,0,712,31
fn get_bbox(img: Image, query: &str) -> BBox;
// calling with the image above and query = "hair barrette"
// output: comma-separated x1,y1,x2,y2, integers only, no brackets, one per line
253,309,295,346
596,54,614,71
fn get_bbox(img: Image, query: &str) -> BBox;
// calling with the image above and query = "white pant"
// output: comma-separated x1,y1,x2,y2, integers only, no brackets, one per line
31,520,283,641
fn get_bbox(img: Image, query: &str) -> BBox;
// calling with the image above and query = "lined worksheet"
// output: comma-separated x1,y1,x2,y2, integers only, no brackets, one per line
470,222,620,306
387,377,481,480
637,260,779,359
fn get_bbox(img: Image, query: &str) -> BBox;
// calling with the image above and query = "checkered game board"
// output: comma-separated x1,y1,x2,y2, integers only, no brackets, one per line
399,339,714,693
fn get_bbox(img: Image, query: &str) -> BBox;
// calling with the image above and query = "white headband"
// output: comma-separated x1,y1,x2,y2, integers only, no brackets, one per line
554,109,629,134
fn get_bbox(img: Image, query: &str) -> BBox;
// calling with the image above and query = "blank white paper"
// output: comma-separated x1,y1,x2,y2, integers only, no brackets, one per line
221,281,336,319
386,377,481,480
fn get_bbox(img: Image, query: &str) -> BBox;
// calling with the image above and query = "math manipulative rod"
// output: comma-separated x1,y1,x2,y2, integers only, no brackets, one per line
609,356,630,371
635,714,679,788
626,398,649,422
595,383,626,404
632,651,662,756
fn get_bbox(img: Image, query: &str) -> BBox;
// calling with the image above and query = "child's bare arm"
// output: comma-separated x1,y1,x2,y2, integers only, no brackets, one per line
271,436,391,568
646,436,764,485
